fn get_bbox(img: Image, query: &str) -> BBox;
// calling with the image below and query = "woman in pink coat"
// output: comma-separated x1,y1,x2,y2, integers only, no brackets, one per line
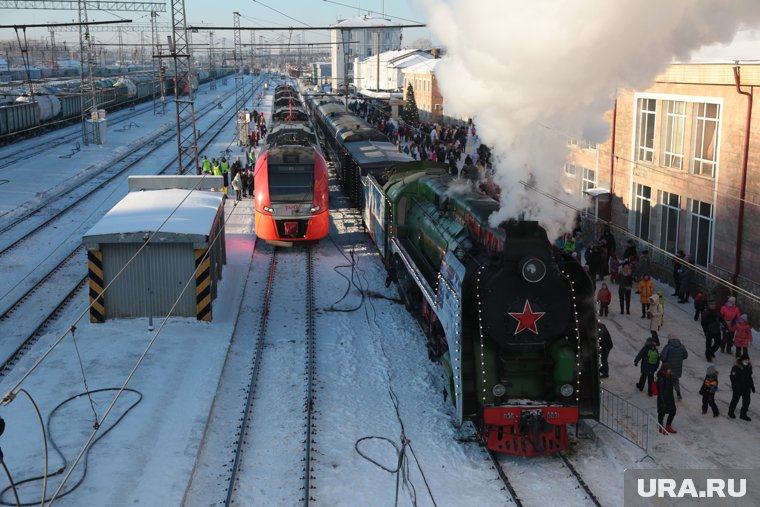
731,314,752,359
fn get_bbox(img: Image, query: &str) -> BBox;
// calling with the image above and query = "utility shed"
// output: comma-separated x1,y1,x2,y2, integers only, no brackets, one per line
82,189,226,322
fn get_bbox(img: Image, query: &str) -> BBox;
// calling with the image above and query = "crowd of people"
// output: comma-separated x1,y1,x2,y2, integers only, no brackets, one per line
559,226,755,433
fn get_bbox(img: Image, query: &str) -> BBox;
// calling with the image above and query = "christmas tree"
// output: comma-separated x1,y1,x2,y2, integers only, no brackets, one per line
401,82,420,125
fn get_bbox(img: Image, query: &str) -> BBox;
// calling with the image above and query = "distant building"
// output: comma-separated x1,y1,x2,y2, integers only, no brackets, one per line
566,62,760,309
330,16,401,92
402,58,444,123
353,49,431,93
310,62,331,86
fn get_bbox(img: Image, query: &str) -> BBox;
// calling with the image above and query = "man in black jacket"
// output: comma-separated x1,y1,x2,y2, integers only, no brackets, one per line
729,354,755,421
701,300,723,362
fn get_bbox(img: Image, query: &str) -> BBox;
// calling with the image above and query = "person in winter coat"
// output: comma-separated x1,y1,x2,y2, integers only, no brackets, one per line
638,274,655,319
618,262,633,314
656,363,678,433
693,291,707,322
720,296,741,354
731,314,753,359
700,365,720,417
634,250,651,282
622,239,637,261
609,255,620,284
648,294,664,346
231,171,242,202
660,334,688,400
672,250,685,296
634,338,660,396
701,300,723,362
728,354,755,421
597,283,612,317
677,255,693,303
599,322,613,379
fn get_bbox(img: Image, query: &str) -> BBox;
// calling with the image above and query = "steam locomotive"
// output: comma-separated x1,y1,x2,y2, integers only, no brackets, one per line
308,92,600,456
253,83,329,242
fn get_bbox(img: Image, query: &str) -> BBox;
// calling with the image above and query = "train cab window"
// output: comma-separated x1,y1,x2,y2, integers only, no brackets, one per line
268,164,314,202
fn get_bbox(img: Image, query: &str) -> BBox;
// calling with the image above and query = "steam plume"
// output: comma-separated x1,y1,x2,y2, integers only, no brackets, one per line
418,0,760,236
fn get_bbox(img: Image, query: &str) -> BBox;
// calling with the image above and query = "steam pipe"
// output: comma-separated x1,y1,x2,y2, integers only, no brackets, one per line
732,65,752,284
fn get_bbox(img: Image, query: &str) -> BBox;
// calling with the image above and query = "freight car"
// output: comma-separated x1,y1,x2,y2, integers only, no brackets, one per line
253,83,329,242
0,69,231,142
309,94,600,457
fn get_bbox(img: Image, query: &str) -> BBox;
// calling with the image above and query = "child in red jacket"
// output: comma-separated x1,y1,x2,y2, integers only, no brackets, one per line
597,282,612,317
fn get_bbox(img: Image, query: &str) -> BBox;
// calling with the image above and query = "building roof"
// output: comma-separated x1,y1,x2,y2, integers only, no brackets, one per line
359,49,432,68
83,189,224,247
332,15,395,29
402,58,444,74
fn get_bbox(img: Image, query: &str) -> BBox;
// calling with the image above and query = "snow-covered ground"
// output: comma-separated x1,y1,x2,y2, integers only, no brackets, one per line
0,77,758,507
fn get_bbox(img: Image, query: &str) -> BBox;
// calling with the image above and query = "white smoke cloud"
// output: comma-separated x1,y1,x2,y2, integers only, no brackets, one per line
417,0,760,236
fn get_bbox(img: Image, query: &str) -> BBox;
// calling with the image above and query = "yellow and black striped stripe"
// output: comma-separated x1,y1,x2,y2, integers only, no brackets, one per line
88,250,105,323
195,249,212,321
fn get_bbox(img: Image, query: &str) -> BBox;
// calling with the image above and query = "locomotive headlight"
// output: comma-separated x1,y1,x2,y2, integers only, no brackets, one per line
309,205,321,213
492,384,507,397
520,256,546,283
560,384,574,397
263,206,274,213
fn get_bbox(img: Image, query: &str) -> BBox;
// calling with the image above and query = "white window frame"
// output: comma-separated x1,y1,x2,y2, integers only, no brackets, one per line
662,100,685,169
636,98,656,162
658,190,680,254
582,167,596,192
689,199,714,268
692,102,721,179
634,183,652,242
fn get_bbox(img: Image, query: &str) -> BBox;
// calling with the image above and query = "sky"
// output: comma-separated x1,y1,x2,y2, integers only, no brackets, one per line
1,75,760,505
0,0,434,48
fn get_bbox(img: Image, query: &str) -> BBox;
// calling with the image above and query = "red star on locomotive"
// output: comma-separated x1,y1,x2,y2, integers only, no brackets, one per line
508,299,546,334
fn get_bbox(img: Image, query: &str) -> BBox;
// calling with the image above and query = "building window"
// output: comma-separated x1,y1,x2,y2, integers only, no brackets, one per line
658,191,680,254
689,199,713,268
636,98,656,162
662,100,685,169
634,183,652,242
582,167,596,192
564,164,577,177
692,102,720,178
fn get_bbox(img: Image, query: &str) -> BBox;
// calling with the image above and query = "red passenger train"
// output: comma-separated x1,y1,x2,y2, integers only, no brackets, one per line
253,84,329,242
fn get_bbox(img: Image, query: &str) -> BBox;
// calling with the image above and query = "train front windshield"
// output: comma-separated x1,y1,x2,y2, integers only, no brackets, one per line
268,164,314,202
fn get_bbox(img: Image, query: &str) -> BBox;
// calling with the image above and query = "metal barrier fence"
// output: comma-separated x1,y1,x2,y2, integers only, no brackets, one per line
596,387,699,466
598,388,652,454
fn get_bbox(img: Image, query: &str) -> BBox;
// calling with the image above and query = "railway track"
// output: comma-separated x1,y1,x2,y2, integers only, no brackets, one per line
490,447,602,506
0,97,166,172
0,85,237,248
222,244,317,506
0,77,266,376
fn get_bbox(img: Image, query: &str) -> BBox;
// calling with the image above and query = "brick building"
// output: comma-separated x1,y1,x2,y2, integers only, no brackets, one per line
565,63,760,308
401,58,444,123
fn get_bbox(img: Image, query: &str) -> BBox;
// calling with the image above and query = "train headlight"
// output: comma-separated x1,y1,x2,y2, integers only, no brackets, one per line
309,205,321,213
560,384,574,397
263,206,274,213
520,257,546,283
492,384,507,397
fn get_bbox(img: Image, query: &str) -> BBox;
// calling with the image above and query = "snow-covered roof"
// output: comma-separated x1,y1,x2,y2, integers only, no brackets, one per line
332,15,395,28
359,49,431,67
402,58,444,74
83,189,224,246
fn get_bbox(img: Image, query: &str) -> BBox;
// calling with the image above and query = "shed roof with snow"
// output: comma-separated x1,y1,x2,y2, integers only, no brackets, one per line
83,189,224,248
